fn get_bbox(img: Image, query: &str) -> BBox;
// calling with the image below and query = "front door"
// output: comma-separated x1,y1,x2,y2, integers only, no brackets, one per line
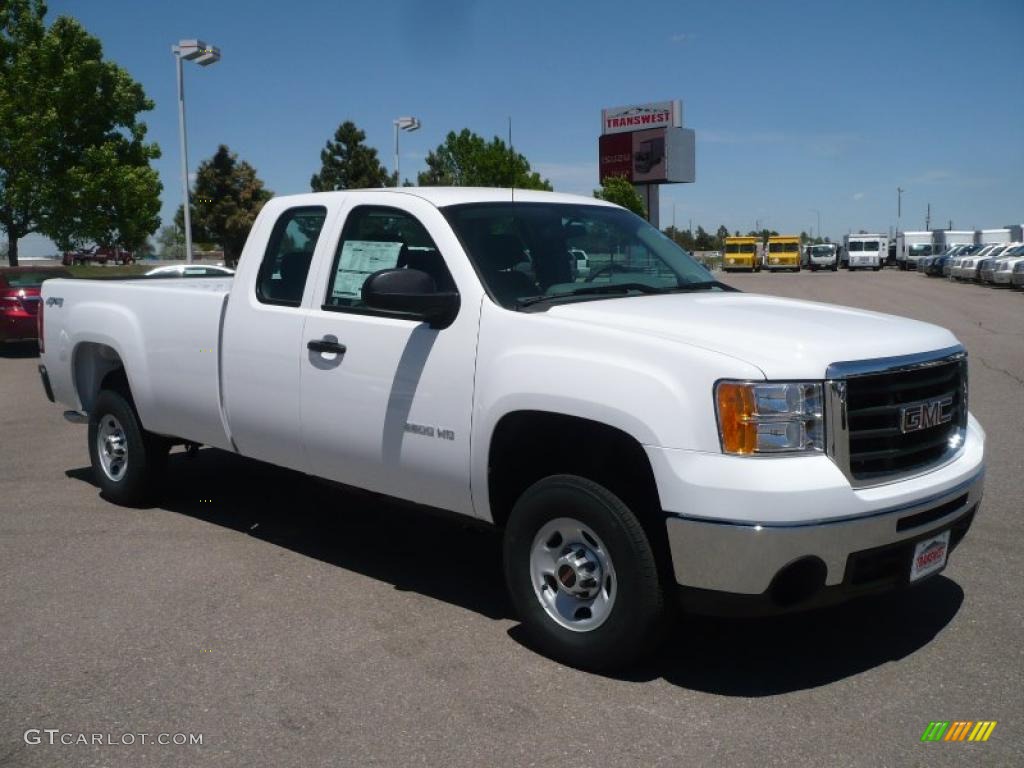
299,197,479,516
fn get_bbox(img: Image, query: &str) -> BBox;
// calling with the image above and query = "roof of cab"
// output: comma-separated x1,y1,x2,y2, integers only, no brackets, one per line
265,187,618,210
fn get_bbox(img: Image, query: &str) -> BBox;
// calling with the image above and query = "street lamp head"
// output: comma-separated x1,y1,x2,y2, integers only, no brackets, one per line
395,116,421,132
195,47,221,66
175,39,221,66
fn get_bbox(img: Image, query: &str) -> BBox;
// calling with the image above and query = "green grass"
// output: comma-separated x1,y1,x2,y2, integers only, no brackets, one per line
67,264,152,279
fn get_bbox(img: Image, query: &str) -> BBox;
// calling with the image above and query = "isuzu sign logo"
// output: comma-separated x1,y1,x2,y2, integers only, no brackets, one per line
900,396,953,434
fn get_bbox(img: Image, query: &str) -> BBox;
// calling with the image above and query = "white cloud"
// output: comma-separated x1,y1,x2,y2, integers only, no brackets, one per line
670,32,696,44
908,169,997,187
852,192,865,201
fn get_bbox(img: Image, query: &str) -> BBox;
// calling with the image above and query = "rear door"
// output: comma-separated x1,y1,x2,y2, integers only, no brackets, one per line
298,194,480,516
221,205,330,471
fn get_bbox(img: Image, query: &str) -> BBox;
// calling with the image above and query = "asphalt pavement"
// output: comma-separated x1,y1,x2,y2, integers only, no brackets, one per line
1,270,1021,767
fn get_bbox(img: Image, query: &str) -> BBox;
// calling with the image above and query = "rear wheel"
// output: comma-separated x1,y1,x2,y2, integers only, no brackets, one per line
503,475,665,671
88,389,169,506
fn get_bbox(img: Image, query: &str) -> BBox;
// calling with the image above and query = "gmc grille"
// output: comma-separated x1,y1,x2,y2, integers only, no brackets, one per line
826,348,968,487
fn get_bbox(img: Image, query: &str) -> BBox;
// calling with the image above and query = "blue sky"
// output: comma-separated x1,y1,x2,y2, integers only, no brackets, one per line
20,0,1024,255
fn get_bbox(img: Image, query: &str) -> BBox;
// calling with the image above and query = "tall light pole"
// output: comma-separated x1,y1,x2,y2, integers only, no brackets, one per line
393,116,421,186
810,209,821,241
173,39,220,263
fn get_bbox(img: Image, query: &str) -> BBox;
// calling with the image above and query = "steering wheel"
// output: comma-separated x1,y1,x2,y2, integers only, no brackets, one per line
585,263,635,282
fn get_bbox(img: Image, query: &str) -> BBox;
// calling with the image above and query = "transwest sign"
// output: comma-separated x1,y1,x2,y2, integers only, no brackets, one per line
601,100,682,135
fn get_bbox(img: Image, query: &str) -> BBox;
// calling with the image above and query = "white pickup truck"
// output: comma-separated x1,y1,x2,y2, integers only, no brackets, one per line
37,188,985,670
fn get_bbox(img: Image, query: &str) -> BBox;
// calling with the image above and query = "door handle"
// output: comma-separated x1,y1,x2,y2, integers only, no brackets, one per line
307,338,347,355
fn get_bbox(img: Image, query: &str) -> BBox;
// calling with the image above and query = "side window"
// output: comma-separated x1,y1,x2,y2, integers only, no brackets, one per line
256,206,327,306
324,206,454,310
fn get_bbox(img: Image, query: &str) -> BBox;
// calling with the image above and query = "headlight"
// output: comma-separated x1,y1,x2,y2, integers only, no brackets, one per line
715,381,824,455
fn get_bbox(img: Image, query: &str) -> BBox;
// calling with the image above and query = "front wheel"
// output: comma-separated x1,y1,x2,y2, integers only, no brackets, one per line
88,389,169,506
503,475,665,671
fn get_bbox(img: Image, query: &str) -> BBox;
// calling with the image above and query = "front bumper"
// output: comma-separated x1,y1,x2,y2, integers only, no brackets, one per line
648,413,985,608
992,271,1013,285
667,473,981,612
980,268,996,283
1012,272,1024,287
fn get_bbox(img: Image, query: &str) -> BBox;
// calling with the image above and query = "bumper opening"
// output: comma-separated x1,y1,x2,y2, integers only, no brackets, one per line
768,557,827,607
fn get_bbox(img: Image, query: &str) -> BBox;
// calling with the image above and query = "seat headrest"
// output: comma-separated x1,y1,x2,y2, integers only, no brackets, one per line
482,234,527,270
280,251,312,279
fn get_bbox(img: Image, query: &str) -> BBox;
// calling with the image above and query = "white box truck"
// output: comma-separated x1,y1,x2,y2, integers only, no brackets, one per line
978,229,1011,245
898,232,935,271
932,230,976,252
844,234,887,271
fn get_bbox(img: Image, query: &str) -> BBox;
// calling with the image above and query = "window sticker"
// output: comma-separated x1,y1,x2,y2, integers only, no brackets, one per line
331,240,403,299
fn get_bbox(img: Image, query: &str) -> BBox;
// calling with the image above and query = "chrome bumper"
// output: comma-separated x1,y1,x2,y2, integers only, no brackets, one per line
666,470,983,595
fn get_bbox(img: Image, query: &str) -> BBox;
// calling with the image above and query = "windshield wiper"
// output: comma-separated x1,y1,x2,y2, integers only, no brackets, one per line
666,280,736,292
516,283,668,308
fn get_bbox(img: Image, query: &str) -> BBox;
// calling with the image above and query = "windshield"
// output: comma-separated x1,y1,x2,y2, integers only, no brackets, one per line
810,245,835,256
908,244,933,256
768,242,799,252
442,202,722,309
725,243,756,253
849,240,879,252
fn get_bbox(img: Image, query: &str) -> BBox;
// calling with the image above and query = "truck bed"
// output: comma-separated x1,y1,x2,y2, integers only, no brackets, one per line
43,277,235,451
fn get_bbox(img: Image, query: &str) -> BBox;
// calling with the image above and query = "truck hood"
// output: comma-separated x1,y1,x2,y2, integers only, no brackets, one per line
545,292,959,379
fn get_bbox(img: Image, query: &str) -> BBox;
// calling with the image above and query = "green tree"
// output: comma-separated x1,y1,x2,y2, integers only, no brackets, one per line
156,224,184,260
663,225,695,251
417,129,552,189
593,175,645,216
715,225,730,251
177,145,272,267
694,225,715,251
1,0,161,265
310,120,393,191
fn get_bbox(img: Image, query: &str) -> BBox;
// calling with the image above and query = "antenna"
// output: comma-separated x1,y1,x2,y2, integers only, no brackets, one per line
508,115,514,202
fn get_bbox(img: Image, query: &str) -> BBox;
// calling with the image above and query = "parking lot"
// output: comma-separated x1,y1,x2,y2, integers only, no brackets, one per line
1,270,1020,767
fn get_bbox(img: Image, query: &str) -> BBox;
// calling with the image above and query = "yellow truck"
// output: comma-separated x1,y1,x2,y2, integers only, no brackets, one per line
766,235,801,272
722,236,761,272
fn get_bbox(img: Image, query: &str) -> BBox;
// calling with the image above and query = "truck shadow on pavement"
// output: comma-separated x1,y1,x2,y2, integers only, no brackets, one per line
0,341,39,358
68,446,964,696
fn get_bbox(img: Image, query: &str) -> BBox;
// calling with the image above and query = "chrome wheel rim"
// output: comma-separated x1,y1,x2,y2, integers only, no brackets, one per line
97,414,128,482
529,517,616,632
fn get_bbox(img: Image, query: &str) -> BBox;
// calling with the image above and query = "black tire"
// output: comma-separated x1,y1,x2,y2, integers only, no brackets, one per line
503,475,665,672
88,389,169,506
873,266,881,272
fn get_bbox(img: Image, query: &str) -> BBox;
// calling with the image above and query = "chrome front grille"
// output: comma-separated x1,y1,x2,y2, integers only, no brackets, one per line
826,347,968,488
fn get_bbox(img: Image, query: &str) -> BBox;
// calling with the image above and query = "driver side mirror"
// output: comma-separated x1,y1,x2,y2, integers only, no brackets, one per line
362,268,460,329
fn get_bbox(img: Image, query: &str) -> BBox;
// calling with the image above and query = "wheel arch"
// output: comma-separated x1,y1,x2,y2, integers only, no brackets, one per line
73,341,131,413
484,410,676,582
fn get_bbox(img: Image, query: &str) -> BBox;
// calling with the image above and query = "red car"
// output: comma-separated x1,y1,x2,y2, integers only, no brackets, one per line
0,266,72,345
61,246,134,266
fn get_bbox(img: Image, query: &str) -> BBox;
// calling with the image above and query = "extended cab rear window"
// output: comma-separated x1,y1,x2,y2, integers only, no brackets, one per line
256,206,328,306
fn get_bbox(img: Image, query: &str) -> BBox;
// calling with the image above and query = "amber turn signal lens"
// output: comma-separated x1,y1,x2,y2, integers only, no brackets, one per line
716,382,757,455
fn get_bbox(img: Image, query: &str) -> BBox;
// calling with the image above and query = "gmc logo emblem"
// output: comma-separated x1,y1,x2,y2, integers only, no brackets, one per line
900,396,954,434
